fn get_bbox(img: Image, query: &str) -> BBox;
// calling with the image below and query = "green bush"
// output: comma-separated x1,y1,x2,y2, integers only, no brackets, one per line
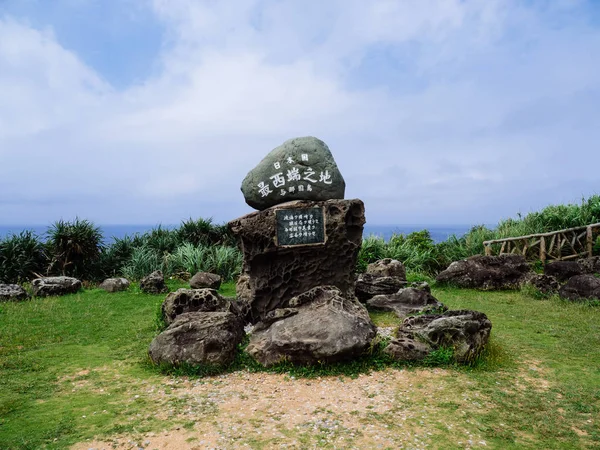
46,219,104,280
97,236,137,278
0,231,47,283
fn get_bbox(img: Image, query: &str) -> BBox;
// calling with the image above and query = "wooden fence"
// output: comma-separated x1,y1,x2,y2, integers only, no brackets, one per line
483,223,600,263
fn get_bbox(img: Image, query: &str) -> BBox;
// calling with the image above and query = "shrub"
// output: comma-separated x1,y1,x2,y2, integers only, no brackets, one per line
97,236,137,278
0,231,47,283
170,243,242,281
46,219,104,280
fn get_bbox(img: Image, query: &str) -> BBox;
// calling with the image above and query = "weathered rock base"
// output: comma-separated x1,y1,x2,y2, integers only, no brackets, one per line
246,286,377,367
229,199,365,323
367,283,447,320
0,284,29,302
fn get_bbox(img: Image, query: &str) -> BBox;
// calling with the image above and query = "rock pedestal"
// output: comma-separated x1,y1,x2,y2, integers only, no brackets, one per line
229,198,365,322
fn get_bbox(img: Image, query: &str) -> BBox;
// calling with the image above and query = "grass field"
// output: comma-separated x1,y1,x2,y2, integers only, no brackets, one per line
0,281,599,449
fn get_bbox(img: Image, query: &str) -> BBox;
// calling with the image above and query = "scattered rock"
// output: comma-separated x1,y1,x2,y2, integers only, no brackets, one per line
241,136,346,210
0,284,29,302
149,311,244,367
161,288,235,325
578,256,600,275
366,258,406,280
246,286,376,367
384,335,432,361
32,276,82,297
435,254,531,290
355,273,406,302
521,273,560,295
190,272,221,290
140,271,168,294
99,278,130,293
544,261,584,282
386,310,492,363
558,275,600,301
229,199,365,323
367,285,446,319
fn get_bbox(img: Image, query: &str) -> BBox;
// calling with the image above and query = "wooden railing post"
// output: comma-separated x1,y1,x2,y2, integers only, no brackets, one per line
484,244,492,256
540,236,546,264
587,226,593,257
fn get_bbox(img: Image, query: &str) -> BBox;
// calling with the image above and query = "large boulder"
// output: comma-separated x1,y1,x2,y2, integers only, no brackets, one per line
578,256,600,275
161,288,235,325
229,198,365,323
0,284,29,302
140,270,169,294
190,272,221,290
32,276,82,297
544,261,584,282
241,136,346,210
367,284,446,319
558,275,600,301
355,273,406,302
385,310,492,363
246,286,377,367
366,258,406,280
148,311,244,367
99,278,130,293
435,254,531,290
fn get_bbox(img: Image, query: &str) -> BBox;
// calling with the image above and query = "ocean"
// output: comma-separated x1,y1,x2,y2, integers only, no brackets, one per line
0,224,472,244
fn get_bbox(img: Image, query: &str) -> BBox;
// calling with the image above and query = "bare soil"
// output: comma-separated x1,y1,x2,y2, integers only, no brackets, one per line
72,367,493,450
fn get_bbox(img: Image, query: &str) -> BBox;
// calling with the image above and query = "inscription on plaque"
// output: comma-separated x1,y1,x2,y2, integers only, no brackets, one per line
276,207,325,246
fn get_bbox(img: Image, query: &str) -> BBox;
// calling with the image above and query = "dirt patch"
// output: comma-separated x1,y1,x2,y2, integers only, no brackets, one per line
72,368,491,449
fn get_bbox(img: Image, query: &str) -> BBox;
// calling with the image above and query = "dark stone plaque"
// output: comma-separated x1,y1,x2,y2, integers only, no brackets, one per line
276,207,325,246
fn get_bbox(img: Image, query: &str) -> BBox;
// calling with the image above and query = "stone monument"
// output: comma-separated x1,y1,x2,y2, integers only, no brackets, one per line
230,136,366,323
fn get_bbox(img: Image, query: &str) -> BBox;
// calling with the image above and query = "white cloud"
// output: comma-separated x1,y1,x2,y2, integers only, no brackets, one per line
0,0,599,226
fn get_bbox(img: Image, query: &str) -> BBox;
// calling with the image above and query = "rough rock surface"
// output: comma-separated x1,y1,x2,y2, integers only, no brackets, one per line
32,276,82,297
366,258,406,280
190,272,222,290
544,261,584,282
385,310,492,363
0,284,29,302
521,273,560,295
140,270,169,294
246,286,376,367
558,275,600,301
355,273,406,302
99,278,130,293
162,288,235,325
545,257,600,282
241,136,346,210
435,254,531,290
149,311,244,367
229,198,365,322
367,285,446,319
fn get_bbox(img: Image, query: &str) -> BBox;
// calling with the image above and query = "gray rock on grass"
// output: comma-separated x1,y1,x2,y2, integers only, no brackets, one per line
385,310,492,363
99,278,130,293
559,275,600,301
32,276,82,297
366,258,406,280
435,254,531,290
190,272,221,290
367,284,446,319
140,270,169,294
355,273,406,302
149,311,244,367
0,284,29,302
162,288,234,325
241,136,346,210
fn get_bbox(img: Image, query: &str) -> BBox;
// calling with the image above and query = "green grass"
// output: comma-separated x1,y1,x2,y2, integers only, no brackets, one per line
0,282,599,449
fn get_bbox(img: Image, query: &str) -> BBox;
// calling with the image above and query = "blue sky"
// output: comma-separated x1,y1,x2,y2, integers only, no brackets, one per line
0,0,599,226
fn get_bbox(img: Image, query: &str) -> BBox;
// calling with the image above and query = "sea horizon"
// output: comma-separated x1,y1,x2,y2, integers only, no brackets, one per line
0,223,480,244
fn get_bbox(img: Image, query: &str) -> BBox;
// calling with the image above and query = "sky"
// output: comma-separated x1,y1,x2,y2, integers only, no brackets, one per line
0,0,599,226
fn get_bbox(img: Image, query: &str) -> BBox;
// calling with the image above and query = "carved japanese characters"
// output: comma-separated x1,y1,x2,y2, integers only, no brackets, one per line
241,136,345,210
